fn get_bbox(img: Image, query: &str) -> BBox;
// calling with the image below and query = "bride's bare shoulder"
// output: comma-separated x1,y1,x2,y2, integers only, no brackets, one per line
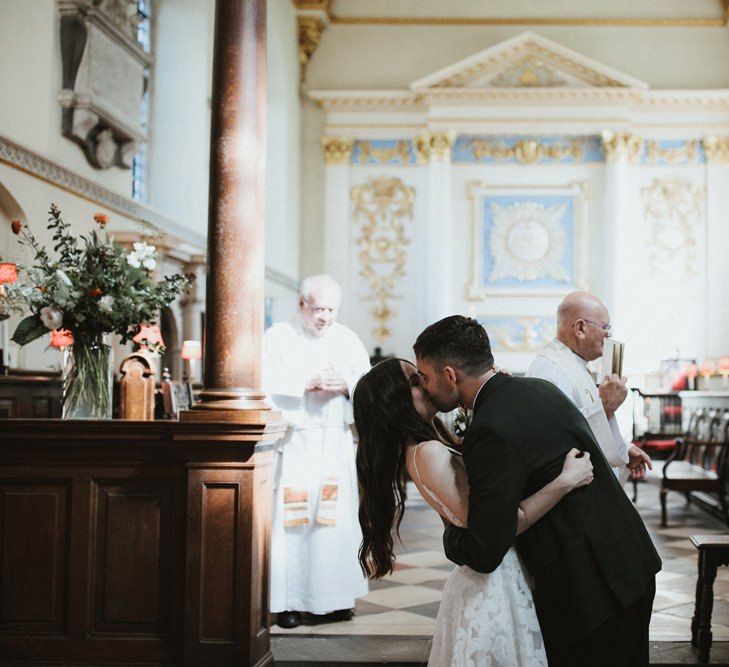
415,440,453,467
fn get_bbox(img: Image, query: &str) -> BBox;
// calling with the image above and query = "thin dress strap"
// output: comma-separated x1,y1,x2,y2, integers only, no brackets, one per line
412,443,465,528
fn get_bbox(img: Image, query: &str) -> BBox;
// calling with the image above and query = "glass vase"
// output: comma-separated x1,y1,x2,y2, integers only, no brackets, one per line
62,334,114,419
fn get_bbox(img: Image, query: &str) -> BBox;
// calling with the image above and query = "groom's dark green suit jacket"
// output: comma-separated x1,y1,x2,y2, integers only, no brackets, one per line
443,374,661,647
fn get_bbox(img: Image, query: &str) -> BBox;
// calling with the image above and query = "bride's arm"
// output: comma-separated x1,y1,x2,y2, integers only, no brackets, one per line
415,445,593,533
515,448,593,535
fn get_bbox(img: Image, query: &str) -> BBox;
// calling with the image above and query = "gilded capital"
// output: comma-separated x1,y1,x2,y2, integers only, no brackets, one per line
297,15,326,83
703,136,729,164
601,130,643,163
321,137,353,165
414,131,456,164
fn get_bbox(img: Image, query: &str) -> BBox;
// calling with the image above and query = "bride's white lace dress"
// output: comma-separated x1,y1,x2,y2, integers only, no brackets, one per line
411,444,547,667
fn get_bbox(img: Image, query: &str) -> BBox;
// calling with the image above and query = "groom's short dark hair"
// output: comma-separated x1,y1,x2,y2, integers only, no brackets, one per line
413,315,494,377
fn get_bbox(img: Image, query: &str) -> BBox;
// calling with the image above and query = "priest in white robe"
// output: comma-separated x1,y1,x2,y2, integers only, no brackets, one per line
526,291,651,485
263,275,370,629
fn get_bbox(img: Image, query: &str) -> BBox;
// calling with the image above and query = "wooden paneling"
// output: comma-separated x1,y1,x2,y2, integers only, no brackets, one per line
0,482,69,632
200,484,238,642
253,458,274,650
0,420,284,666
93,482,177,636
31,397,53,418
0,398,16,418
0,373,61,419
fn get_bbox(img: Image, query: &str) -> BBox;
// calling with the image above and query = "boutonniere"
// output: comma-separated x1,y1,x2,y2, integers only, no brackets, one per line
454,407,472,438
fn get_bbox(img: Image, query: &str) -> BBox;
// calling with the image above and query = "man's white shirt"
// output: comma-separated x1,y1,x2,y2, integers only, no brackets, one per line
527,338,630,484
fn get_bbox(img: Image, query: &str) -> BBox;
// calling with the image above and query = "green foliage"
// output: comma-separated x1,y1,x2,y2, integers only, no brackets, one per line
9,205,194,347
11,314,46,346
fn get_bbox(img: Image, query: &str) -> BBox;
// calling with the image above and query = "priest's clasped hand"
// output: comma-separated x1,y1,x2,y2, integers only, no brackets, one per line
305,365,349,396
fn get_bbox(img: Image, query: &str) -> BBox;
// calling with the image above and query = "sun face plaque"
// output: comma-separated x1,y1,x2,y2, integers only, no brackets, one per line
467,182,588,298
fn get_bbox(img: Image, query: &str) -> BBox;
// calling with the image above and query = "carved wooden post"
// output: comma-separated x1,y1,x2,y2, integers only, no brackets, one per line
118,354,155,420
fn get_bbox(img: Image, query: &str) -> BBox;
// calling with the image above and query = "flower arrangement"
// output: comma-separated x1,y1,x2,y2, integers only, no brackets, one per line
7,204,193,417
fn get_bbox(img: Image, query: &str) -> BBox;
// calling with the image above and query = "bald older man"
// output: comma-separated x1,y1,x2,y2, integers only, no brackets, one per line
527,291,651,484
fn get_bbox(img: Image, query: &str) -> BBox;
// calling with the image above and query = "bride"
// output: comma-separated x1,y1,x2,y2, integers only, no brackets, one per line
353,358,594,667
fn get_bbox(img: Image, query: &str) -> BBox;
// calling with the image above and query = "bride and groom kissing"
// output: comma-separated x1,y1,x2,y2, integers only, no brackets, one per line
353,315,661,666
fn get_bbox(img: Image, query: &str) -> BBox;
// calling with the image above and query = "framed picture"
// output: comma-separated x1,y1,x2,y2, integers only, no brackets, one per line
467,181,588,298
162,379,192,418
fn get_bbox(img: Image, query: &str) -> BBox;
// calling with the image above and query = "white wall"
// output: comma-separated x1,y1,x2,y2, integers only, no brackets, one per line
307,21,729,91
146,0,215,234
0,0,212,371
0,0,132,195
265,0,302,322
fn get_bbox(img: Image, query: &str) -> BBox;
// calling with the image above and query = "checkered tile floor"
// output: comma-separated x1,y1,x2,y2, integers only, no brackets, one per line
272,463,729,640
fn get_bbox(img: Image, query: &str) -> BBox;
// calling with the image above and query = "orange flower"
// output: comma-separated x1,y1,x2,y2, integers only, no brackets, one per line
88,287,103,297
49,328,74,348
0,262,18,284
93,213,108,227
11,219,23,235
132,323,164,348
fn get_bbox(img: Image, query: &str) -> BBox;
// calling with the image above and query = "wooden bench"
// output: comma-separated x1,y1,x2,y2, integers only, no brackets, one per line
690,535,729,663
660,409,729,528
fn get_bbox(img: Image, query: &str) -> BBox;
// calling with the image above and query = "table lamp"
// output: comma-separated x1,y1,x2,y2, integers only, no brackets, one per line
181,340,202,383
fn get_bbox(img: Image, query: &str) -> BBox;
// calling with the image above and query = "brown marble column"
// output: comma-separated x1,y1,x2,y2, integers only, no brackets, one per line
193,0,268,412
179,3,282,666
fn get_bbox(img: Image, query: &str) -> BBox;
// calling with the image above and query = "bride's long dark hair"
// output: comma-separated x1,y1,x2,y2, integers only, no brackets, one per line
353,358,452,579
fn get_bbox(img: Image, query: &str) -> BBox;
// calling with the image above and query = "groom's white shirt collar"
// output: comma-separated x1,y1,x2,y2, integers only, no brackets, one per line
470,371,498,410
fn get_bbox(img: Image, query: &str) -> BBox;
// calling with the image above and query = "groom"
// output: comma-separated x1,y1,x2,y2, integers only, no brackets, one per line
414,316,661,666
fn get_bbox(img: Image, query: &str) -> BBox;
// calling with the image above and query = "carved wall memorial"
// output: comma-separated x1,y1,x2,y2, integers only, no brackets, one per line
57,0,152,169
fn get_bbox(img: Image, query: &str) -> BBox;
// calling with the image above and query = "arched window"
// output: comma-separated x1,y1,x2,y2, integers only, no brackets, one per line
132,0,153,201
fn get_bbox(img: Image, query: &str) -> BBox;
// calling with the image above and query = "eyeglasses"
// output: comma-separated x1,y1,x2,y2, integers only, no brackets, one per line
302,299,337,315
582,319,612,334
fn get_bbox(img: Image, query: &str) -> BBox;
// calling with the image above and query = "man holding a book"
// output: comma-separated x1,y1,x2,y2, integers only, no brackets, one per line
527,291,651,485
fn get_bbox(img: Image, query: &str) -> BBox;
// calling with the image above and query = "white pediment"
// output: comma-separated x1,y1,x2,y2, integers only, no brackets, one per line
410,32,649,90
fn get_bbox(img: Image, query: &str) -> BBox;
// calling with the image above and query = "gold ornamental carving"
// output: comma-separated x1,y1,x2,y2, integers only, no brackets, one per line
351,176,415,343
414,131,456,164
297,15,326,82
465,137,585,164
601,131,643,163
439,42,627,89
491,318,555,352
644,140,699,165
703,136,729,164
293,0,332,11
357,140,411,165
321,137,353,165
488,56,567,88
642,177,704,277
